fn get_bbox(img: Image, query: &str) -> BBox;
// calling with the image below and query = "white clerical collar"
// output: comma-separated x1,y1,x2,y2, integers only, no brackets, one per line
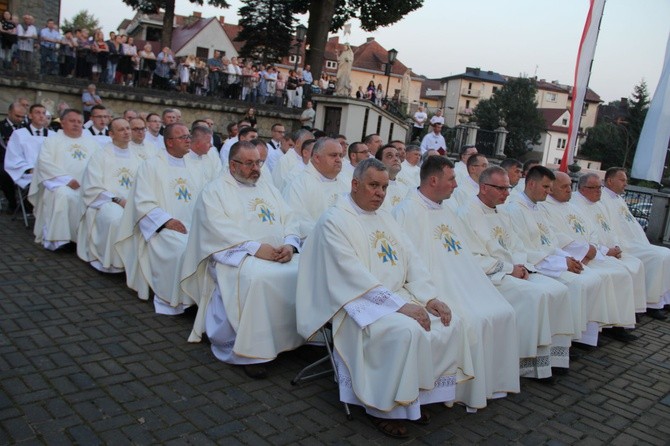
112,145,130,157
520,191,538,210
416,189,442,210
29,124,45,134
166,152,186,166
347,194,375,215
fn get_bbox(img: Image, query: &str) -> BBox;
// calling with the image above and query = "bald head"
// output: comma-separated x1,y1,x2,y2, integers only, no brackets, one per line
549,171,573,203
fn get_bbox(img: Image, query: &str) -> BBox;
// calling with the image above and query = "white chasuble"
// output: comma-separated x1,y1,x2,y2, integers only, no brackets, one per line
598,188,670,307
380,179,409,212
296,196,474,420
77,145,145,272
397,161,420,189
541,196,640,321
458,197,575,367
28,132,99,249
115,152,207,309
282,162,349,236
181,171,304,363
272,147,301,192
393,190,519,409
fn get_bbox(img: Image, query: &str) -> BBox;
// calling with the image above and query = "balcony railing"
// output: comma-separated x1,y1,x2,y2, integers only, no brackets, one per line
461,88,482,98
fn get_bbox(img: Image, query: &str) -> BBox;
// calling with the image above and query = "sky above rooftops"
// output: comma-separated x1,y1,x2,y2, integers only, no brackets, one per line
60,0,669,103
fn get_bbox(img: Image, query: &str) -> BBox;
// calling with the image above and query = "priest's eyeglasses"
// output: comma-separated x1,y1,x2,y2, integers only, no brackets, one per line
167,135,192,141
231,159,265,168
483,183,513,192
582,185,603,189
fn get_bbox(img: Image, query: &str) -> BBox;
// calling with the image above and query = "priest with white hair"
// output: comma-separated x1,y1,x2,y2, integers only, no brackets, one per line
540,171,639,341
574,169,669,320
115,123,209,315
181,141,304,379
296,157,473,439
77,118,146,273
393,155,519,411
29,109,98,250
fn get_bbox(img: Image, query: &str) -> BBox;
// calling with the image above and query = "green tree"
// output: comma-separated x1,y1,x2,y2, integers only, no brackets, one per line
235,0,295,64
578,122,625,169
61,10,100,33
290,0,424,81
473,77,545,159
122,0,230,48
624,80,650,166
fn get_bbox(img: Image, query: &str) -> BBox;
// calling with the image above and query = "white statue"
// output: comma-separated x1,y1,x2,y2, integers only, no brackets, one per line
336,43,354,97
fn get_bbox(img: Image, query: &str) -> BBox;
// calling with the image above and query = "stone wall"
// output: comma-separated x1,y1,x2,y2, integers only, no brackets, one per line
0,75,303,138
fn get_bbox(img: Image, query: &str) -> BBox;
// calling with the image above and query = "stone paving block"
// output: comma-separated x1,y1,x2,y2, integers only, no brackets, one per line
67,424,101,445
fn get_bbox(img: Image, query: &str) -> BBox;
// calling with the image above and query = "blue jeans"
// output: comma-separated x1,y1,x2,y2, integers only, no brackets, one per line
40,46,57,75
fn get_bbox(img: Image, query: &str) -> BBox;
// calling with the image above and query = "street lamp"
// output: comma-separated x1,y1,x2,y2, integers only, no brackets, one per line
384,48,398,101
293,24,307,71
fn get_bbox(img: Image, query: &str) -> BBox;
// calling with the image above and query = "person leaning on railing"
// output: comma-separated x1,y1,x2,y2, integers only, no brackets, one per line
153,46,174,91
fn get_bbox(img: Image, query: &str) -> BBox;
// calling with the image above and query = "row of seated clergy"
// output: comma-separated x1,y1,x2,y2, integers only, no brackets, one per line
460,165,639,350
28,110,97,250
115,123,220,315
572,170,670,312
272,129,313,192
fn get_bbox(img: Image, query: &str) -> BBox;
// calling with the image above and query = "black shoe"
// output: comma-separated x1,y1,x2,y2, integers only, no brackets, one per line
646,309,668,321
572,342,597,351
243,364,267,379
535,376,557,385
552,367,569,376
603,327,639,342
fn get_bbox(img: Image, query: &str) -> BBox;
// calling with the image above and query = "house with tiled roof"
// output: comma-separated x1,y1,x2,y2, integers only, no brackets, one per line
117,11,239,60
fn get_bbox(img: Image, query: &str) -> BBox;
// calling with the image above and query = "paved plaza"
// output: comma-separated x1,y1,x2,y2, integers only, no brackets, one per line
0,212,669,445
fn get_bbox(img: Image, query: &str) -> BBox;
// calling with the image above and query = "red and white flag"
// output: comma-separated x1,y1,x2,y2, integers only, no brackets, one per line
560,0,606,172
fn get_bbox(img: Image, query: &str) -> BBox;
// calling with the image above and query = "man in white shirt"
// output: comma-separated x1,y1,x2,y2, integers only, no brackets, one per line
411,105,427,141
396,144,421,189
144,113,165,150
420,122,447,155
429,108,445,125
265,123,285,172
86,105,112,147
181,141,304,379
299,100,316,130
5,104,52,190
296,157,473,437
17,14,38,73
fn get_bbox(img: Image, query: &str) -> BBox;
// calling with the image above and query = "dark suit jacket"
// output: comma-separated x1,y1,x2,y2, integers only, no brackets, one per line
213,133,223,151
0,119,21,146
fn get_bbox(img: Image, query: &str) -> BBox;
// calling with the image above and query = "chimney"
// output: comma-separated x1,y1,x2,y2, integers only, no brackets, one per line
366,37,375,43
193,11,202,18
219,16,225,25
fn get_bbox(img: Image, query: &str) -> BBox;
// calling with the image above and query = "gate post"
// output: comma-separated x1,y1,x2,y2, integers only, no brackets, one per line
494,121,509,157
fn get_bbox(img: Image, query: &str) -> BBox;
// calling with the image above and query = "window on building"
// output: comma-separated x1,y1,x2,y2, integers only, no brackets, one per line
325,60,338,69
554,158,562,164
562,118,568,126
288,55,302,64
195,47,209,59
465,100,470,109
545,92,557,102
146,26,162,42
587,162,592,169
492,86,498,93
582,103,589,116
556,138,567,149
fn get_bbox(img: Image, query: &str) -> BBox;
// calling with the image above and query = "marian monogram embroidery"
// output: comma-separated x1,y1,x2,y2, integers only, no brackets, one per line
537,222,551,246
116,167,132,189
620,205,635,223
249,198,276,224
596,213,611,232
492,226,510,251
172,177,192,202
69,145,87,160
391,195,402,207
370,230,398,266
567,214,586,235
434,224,462,254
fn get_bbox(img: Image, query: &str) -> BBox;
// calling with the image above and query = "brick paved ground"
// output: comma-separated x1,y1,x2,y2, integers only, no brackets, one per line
1,212,669,445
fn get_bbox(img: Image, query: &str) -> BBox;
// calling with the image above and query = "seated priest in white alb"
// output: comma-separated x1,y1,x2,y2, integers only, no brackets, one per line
189,124,222,178
452,153,489,208
503,165,617,347
4,103,53,191
540,172,639,342
458,166,576,374
115,124,209,315
339,141,369,186
582,168,670,320
510,159,540,201
396,144,421,189
375,144,409,211
77,118,148,273
181,141,304,380
251,138,274,187
393,155,519,411
282,138,316,192
28,109,98,250
272,129,313,192
500,158,523,202
128,117,160,159
219,125,257,165
283,137,349,236
86,105,112,147
296,158,474,439
454,145,477,186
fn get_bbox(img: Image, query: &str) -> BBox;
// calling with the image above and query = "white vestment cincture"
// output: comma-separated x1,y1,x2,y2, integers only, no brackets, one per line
458,196,575,370
296,195,474,420
28,132,99,250
77,144,145,273
282,162,349,236
115,151,209,314
503,193,614,343
396,160,420,189
541,196,640,321
597,188,670,308
393,190,519,409
4,127,52,188
181,170,304,364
